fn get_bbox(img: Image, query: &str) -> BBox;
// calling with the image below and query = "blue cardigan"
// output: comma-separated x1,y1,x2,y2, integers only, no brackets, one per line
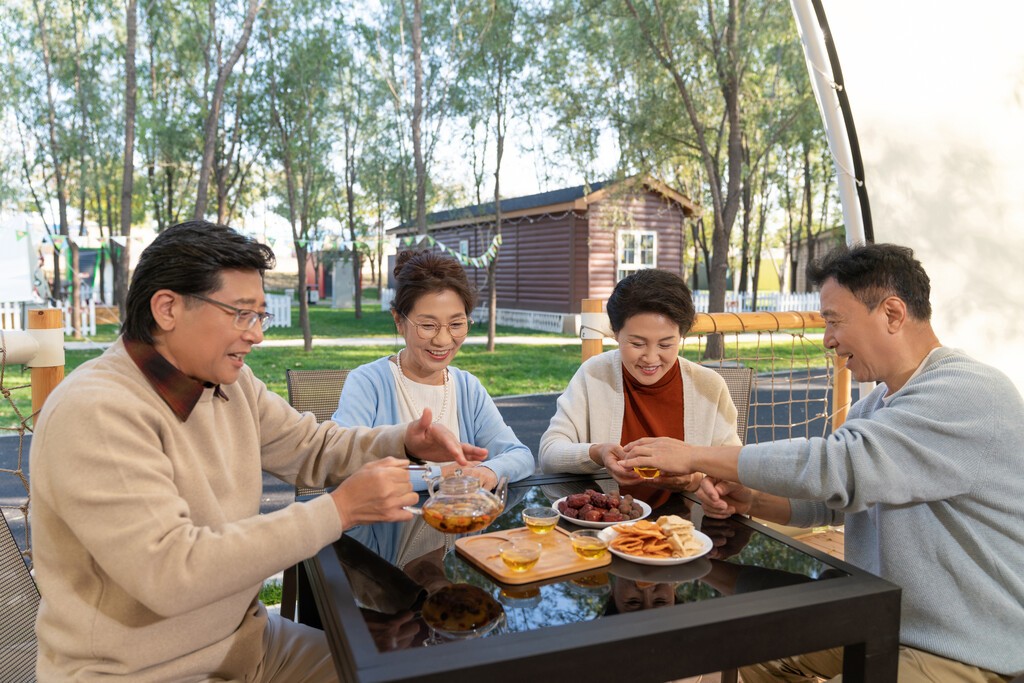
332,356,535,485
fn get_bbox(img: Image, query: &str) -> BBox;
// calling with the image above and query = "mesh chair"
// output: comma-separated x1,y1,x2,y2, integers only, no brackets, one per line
708,366,754,445
281,368,350,621
705,366,753,683
0,511,39,681
285,369,350,498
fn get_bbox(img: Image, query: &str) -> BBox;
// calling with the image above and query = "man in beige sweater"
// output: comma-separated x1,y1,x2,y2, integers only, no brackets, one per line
30,221,486,682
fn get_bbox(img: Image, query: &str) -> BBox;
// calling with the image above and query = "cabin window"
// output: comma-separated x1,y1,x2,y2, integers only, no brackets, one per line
617,230,657,280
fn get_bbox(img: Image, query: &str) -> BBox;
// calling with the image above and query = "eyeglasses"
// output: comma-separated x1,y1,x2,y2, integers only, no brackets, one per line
190,293,274,331
402,314,473,340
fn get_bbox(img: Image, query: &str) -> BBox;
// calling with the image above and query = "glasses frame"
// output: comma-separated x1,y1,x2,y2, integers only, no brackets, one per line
190,293,274,331
402,314,473,341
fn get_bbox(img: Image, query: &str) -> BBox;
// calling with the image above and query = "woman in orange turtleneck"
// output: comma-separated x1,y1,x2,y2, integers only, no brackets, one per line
538,269,742,495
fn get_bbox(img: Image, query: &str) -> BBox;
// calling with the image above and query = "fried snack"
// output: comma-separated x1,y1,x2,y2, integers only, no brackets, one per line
656,515,703,558
610,521,674,558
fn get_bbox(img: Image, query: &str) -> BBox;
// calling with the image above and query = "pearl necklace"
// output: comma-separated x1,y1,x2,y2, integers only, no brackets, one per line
395,349,449,424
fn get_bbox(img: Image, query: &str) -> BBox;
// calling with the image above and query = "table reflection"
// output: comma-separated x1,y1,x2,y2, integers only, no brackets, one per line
334,478,846,654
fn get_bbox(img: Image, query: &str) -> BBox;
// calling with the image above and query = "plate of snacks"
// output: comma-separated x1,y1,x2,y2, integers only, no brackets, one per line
552,490,651,528
598,516,712,565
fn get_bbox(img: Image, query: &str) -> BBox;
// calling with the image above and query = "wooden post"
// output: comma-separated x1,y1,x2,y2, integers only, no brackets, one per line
832,354,851,430
29,308,65,421
581,299,604,363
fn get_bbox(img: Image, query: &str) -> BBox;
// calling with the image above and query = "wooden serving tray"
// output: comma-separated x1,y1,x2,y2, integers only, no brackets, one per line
455,526,611,586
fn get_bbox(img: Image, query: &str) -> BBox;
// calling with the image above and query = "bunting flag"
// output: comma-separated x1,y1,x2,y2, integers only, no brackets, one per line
268,237,276,248
51,235,66,248
110,235,127,247
397,234,504,268
15,230,26,240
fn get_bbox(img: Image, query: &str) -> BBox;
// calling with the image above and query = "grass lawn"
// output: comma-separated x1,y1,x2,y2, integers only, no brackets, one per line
1,300,829,427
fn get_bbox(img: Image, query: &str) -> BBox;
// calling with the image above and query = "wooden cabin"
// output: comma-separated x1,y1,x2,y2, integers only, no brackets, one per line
388,176,700,333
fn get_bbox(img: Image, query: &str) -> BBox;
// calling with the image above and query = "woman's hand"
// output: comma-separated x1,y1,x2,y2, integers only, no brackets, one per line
405,408,487,466
589,442,643,485
697,476,753,518
654,473,705,493
441,463,498,491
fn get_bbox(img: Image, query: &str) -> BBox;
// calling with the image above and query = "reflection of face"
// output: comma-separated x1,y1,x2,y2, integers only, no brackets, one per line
614,313,681,386
394,289,469,383
613,579,676,612
158,269,265,386
819,278,892,384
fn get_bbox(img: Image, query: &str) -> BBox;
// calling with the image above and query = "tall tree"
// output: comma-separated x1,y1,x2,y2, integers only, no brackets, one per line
263,0,342,350
116,0,138,318
192,0,262,220
375,0,486,235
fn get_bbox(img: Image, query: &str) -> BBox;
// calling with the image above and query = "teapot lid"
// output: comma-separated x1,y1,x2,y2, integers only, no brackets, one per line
437,472,482,494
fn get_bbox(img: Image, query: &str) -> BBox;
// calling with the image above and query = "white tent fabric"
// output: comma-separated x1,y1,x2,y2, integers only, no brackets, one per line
796,0,1024,395
0,218,39,303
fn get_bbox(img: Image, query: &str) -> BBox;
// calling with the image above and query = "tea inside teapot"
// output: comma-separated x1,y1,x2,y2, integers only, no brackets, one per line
414,471,507,535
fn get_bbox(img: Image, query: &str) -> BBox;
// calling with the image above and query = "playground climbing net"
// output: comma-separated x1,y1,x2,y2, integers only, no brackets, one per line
0,329,33,568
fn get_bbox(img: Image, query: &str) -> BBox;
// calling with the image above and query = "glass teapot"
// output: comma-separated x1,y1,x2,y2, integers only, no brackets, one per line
409,469,508,534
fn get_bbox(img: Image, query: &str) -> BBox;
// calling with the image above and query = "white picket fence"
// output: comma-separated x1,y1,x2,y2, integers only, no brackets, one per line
265,293,292,328
1,301,24,330
61,299,97,336
692,290,820,313
0,300,101,336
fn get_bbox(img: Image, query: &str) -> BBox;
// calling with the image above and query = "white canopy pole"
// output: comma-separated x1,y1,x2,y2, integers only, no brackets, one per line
789,0,865,247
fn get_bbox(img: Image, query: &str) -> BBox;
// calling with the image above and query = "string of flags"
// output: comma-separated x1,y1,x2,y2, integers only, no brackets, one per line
23,232,146,249
398,233,503,268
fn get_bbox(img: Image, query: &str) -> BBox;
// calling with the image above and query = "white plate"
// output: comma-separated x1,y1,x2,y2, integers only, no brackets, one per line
550,496,652,528
598,526,713,565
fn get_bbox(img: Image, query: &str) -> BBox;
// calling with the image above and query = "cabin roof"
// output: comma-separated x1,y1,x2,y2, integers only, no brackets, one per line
389,175,700,233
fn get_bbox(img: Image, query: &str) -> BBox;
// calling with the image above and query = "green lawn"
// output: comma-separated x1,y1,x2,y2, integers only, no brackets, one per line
1,300,830,428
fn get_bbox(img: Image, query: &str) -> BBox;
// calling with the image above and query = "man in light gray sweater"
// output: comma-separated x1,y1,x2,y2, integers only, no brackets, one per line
622,243,1024,682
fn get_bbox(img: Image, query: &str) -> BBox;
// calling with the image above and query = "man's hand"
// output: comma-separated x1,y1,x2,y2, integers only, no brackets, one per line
698,477,754,518
699,516,754,560
330,457,419,529
405,408,487,467
620,436,696,476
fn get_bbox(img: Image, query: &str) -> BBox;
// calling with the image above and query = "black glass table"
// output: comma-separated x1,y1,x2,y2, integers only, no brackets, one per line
303,474,900,682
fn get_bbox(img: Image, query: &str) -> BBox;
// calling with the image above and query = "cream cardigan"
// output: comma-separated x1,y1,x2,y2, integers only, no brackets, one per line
30,339,406,681
538,350,742,473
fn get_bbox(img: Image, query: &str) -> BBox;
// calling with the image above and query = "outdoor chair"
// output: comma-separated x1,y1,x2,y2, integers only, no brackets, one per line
281,368,350,621
0,511,39,681
705,366,753,683
707,366,754,445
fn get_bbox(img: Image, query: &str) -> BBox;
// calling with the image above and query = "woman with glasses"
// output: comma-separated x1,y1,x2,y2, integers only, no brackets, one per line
538,268,741,496
332,250,534,490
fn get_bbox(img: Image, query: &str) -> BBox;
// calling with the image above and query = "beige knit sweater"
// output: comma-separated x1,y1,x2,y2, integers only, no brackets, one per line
30,339,405,681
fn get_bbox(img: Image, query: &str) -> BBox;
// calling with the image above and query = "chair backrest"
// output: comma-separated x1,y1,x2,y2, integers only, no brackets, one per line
285,369,350,497
285,369,350,423
708,366,754,445
0,511,39,681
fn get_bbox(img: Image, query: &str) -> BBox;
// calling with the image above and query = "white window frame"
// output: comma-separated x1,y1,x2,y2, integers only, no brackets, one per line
617,230,657,281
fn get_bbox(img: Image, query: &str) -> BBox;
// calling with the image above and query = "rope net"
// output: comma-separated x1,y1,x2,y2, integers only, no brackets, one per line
682,328,843,445
0,332,33,569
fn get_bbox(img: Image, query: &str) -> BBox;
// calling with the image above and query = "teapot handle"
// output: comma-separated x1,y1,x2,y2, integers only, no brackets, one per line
402,467,439,516
495,475,509,512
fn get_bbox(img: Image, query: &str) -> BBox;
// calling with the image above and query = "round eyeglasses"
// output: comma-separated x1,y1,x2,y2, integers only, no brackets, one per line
190,293,275,331
402,314,473,341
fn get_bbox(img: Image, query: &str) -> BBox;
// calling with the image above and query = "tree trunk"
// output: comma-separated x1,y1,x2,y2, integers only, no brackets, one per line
32,0,70,304
412,0,427,235
193,0,262,220
117,0,138,319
